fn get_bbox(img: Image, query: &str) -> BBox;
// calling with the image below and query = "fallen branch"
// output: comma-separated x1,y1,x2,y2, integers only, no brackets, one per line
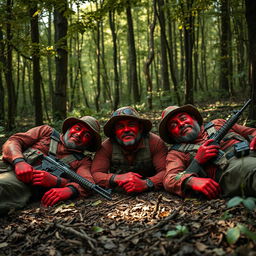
54,223,97,250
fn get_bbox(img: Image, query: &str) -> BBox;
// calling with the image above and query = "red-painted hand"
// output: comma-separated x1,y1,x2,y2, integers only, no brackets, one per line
14,161,34,183
41,187,73,207
195,139,220,164
187,177,221,199
32,170,58,187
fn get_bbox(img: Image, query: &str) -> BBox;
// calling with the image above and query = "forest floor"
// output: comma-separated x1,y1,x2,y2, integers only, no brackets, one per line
0,100,256,256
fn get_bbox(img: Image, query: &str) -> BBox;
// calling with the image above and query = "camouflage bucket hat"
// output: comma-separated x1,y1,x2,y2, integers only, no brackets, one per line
158,105,203,144
62,116,102,152
104,106,152,137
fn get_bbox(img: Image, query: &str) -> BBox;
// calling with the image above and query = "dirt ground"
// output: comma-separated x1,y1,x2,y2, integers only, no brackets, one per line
0,191,256,256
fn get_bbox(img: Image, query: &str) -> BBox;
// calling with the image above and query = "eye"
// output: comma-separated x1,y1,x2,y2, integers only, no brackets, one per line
180,115,187,121
83,132,91,138
169,122,177,130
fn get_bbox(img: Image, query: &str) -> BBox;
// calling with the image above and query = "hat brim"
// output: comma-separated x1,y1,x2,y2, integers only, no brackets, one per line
104,116,152,137
62,117,101,152
158,105,203,144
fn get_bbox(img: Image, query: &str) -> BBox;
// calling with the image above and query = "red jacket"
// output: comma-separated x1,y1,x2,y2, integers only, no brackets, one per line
91,133,167,189
2,125,94,197
163,119,256,197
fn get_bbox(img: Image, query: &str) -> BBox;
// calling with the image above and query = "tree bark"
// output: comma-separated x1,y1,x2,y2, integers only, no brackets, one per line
5,0,16,130
53,0,68,120
126,1,140,103
183,0,194,104
245,0,256,121
109,10,120,110
30,5,43,125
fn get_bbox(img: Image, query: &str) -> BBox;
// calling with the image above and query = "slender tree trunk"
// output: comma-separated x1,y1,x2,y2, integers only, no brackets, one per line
245,0,256,121
53,0,68,120
183,0,194,104
5,0,16,130
0,28,5,126
109,10,120,110
144,0,157,110
30,5,43,125
126,1,140,103
157,0,170,95
219,0,231,97
47,10,54,114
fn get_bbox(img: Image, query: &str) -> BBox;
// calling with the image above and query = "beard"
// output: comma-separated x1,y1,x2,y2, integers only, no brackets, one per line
173,121,201,143
116,131,142,147
63,129,84,150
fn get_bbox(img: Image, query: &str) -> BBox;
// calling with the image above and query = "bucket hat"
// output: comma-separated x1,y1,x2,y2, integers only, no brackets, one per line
104,106,152,137
62,116,102,151
158,105,203,144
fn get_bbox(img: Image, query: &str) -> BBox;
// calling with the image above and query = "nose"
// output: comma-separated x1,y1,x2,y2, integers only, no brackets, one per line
123,125,130,132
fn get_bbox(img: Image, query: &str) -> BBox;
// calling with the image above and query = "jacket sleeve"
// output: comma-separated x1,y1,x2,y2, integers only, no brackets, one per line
148,134,168,190
91,140,114,188
2,125,52,164
163,150,198,197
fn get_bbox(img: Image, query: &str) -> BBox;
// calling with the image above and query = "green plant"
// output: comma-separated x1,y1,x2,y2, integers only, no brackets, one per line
226,223,256,245
166,225,189,238
227,196,256,211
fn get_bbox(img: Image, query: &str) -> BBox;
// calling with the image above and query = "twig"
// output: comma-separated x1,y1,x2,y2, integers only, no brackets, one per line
152,194,162,218
54,223,96,250
124,208,179,242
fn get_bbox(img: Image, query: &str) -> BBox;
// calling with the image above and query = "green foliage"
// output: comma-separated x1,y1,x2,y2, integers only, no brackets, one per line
92,226,104,233
226,224,256,245
166,225,189,238
227,196,256,211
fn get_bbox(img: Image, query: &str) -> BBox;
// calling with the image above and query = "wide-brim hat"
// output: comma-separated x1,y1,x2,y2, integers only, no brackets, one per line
104,106,152,137
62,116,102,152
158,105,203,144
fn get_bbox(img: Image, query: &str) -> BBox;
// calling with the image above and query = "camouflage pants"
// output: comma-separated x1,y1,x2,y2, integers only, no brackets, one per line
0,162,31,215
219,154,256,197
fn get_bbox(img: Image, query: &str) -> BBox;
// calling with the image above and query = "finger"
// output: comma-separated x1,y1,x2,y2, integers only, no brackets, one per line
133,173,142,178
122,183,133,191
204,139,215,146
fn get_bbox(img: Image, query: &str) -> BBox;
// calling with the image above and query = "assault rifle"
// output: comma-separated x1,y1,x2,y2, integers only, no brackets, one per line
209,98,252,144
209,98,252,163
37,155,112,200
186,99,252,176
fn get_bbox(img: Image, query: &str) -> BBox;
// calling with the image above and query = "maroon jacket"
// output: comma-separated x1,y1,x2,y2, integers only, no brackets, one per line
2,125,94,197
163,119,256,197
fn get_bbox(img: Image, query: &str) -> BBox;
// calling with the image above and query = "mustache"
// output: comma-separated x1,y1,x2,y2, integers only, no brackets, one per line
121,131,135,138
180,124,192,133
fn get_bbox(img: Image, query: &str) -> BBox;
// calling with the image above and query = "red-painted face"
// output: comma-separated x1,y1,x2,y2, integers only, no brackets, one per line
114,119,141,146
167,112,196,138
66,123,92,148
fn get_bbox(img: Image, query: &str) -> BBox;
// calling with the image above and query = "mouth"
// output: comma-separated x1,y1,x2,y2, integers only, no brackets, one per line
180,126,192,136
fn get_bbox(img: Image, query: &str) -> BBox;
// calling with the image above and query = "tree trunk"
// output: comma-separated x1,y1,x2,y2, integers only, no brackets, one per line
144,0,157,110
53,0,68,120
0,28,5,126
109,10,120,110
47,10,54,114
126,1,140,103
30,5,43,125
245,0,256,121
183,0,194,104
5,0,16,131
219,0,231,97
157,0,170,95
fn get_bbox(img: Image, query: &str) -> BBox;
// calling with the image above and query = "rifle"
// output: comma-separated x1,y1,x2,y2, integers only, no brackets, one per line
185,99,252,176
36,155,112,200
209,99,252,163
209,99,252,144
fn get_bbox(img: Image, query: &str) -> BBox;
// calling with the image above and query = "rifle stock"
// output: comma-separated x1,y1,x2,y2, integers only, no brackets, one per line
38,155,112,200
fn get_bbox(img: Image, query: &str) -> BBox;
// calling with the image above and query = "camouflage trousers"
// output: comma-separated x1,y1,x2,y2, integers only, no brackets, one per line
219,153,256,197
0,161,31,215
